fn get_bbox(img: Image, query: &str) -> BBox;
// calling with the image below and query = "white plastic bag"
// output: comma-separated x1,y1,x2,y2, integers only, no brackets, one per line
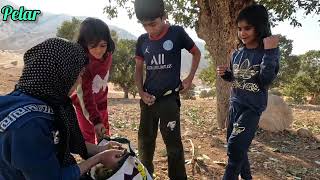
91,138,153,180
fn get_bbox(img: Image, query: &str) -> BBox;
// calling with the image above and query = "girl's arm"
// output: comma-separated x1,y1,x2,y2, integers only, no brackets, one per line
259,36,280,87
221,66,234,82
220,52,235,82
78,148,123,176
259,48,280,86
85,141,122,156
6,118,82,180
7,118,122,180
77,69,102,126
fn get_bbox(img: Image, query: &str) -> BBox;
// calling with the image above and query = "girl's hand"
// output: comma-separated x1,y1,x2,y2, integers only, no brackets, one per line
217,65,229,76
98,149,125,169
105,141,123,150
263,35,279,49
94,123,107,141
98,141,123,153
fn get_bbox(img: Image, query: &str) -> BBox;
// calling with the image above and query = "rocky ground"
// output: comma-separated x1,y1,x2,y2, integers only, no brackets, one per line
1,52,319,180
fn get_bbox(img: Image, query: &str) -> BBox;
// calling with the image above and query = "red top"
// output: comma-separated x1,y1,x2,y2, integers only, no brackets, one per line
71,53,112,125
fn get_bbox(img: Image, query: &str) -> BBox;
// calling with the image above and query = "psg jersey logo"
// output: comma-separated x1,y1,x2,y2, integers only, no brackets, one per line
163,40,173,51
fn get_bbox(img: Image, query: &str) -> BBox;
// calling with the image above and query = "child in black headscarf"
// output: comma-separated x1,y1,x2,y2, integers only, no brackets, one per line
0,38,124,180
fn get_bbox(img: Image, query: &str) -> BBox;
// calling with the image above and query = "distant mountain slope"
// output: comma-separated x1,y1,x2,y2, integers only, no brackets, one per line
0,0,208,72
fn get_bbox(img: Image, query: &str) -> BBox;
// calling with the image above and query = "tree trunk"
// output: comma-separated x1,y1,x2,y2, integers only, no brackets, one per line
196,0,254,128
123,88,129,99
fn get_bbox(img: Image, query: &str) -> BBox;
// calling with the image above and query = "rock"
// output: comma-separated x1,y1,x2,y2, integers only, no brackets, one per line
297,128,313,138
259,94,293,132
10,61,18,66
202,154,210,160
182,130,198,137
314,134,320,143
213,161,227,166
268,157,279,162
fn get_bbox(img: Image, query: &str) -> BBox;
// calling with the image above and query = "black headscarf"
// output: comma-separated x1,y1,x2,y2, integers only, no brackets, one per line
15,38,89,166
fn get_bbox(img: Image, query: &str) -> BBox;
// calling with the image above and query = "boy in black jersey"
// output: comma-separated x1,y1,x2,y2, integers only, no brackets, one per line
134,0,201,179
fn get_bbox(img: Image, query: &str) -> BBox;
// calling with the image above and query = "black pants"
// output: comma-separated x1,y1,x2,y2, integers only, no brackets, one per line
223,102,261,180
138,95,187,180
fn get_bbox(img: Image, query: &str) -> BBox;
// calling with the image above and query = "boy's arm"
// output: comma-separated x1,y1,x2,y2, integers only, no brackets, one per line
181,46,201,92
135,58,145,95
135,36,144,95
135,36,155,105
188,46,201,80
135,58,154,105
178,26,201,92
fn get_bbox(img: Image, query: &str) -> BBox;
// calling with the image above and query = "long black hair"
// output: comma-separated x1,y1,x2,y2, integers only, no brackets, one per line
77,17,115,56
236,4,271,49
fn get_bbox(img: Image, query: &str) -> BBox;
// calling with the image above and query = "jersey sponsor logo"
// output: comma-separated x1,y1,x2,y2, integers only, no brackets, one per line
147,53,173,70
151,54,165,65
147,64,172,70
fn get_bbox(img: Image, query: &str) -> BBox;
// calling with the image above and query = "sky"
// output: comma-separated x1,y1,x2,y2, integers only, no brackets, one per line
8,0,320,55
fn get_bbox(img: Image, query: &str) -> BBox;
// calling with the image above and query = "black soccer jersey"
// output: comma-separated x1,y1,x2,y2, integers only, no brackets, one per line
135,25,195,97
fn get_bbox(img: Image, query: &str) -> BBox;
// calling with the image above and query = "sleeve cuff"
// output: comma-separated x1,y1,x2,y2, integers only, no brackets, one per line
135,56,144,61
188,44,197,54
62,165,81,180
91,117,101,126
264,47,280,56
73,165,81,179
221,71,233,82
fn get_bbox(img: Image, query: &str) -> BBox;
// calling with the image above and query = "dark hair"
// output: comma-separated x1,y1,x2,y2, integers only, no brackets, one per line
77,17,115,56
236,4,271,49
134,0,165,21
